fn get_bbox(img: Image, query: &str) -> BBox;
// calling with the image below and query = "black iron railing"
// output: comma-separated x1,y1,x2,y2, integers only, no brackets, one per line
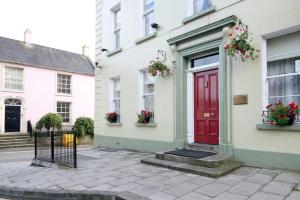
262,110,300,124
34,130,77,168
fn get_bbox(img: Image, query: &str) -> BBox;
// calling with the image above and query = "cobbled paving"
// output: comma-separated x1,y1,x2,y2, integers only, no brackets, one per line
0,148,300,200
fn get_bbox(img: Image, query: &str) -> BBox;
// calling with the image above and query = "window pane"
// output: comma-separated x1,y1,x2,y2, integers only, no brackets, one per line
194,0,212,13
145,11,154,35
268,75,300,97
115,30,120,49
144,0,154,12
192,54,219,67
56,102,71,123
144,83,154,94
144,95,154,112
267,57,298,76
57,74,71,94
4,67,23,90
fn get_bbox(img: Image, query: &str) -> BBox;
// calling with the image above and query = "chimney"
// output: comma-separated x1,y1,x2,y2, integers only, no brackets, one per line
24,29,32,45
82,44,89,57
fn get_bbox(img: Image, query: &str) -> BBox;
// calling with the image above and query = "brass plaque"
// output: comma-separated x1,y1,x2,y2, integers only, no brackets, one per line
203,113,210,117
234,95,248,105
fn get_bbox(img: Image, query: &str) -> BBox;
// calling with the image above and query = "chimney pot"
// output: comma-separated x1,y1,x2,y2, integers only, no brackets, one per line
24,29,32,45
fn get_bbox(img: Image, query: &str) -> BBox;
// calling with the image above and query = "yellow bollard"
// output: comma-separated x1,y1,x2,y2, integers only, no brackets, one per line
63,134,78,147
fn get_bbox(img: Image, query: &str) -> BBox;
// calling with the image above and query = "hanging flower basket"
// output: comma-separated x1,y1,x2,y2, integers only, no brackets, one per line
147,58,172,78
105,112,118,123
264,101,299,126
223,19,259,61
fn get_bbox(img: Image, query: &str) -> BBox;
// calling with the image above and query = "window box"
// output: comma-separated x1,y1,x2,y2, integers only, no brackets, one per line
135,32,157,45
256,124,300,131
183,6,215,24
107,48,122,57
107,122,122,126
135,122,157,127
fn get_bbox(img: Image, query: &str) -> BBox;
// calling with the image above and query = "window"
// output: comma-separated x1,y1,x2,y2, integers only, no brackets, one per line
112,4,121,49
57,102,71,123
193,0,212,14
57,74,71,94
267,57,300,107
192,54,219,68
4,66,23,90
140,70,154,120
143,0,154,36
111,77,120,121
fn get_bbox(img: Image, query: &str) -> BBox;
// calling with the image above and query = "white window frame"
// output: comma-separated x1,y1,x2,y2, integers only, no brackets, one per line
56,101,72,124
56,73,72,95
138,70,155,116
111,3,121,50
262,27,300,111
143,0,154,36
192,0,212,14
109,76,121,121
3,66,24,91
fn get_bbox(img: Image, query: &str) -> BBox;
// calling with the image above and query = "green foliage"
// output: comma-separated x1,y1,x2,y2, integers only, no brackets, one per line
35,113,63,131
73,117,94,137
147,58,171,78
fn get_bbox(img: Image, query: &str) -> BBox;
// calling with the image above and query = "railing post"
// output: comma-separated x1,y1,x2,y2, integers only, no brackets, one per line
51,131,54,163
73,132,77,168
34,131,37,159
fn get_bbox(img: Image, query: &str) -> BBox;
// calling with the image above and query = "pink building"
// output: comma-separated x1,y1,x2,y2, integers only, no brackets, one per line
0,30,95,133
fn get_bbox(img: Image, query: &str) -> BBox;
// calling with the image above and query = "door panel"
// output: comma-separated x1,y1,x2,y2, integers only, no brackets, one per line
5,106,21,132
194,69,219,145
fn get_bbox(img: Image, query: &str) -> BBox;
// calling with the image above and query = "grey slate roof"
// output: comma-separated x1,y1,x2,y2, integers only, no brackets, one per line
0,36,95,76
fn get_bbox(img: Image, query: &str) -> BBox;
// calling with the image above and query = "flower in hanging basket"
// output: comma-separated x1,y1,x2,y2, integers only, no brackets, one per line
105,112,118,123
137,110,153,124
223,20,259,61
265,101,298,126
147,58,172,78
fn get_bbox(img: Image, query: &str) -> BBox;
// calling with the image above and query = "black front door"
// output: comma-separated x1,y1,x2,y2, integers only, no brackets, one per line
5,106,21,132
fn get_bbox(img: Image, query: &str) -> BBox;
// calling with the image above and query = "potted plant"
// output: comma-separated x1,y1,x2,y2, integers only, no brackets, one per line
137,110,153,124
147,58,172,78
105,112,118,123
223,19,259,61
265,101,299,126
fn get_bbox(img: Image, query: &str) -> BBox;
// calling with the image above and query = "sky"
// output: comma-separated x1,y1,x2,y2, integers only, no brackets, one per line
0,0,95,61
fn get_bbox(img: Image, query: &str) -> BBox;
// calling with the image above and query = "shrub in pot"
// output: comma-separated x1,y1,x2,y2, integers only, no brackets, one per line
35,113,63,131
266,101,298,126
73,117,94,137
105,112,118,123
137,110,153,124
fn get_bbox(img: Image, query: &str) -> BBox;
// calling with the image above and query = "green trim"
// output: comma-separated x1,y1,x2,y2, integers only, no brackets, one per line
172,37,232,155
107,48,122,57
256,124,300,131
135,122,157,127
94,135,184,152
135,32,157,44
182,6,216,24
233,148,300,170
106,122,122,126
167,15,237,45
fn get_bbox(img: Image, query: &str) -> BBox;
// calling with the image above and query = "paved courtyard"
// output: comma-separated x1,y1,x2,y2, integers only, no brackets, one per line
0,148,300,200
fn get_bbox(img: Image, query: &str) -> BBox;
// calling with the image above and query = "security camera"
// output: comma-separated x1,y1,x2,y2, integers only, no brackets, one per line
151,23,160,29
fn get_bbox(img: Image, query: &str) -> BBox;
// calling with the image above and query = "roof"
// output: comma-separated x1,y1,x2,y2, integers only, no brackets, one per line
0,36,95,76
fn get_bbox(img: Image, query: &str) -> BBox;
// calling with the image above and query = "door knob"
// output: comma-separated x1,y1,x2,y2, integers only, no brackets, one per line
211,113,215,117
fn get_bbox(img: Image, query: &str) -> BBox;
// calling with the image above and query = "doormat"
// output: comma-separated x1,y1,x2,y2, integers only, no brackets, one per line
165,149,216,159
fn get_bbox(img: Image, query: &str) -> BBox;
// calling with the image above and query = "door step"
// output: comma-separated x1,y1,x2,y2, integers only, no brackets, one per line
185,143,219,153
141,157,242,178
0,134,33,149
141,149,243,178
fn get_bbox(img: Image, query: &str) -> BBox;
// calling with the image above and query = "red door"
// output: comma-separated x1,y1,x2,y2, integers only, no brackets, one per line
194,69,219,145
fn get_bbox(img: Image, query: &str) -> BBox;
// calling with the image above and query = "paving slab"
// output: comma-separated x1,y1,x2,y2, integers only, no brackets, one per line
213,191,248,200
195,182,231,197
248,191,285,200
176,192,211,200
286,191,300,200
261,181,295,196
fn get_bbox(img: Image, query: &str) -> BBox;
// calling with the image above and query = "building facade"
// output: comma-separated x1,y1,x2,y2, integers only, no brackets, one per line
95,0,300,170
0,33,95,133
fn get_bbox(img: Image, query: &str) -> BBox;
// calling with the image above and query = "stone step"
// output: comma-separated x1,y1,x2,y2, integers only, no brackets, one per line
0,138,32,142
0,135,31,140
141,157,242,178
0,143,34,149
156,152,232,168
0,140,33,146
184,143,219,153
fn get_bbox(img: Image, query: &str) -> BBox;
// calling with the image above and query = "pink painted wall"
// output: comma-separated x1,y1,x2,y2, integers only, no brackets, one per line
0,61,94,133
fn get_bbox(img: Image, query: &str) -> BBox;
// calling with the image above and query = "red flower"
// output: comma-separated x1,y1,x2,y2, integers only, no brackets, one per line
225,44,230,50
233,44,238,49
229,32,233,36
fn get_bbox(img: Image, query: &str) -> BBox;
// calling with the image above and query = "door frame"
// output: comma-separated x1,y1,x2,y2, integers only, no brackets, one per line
3,98,22,133
186,62,219,144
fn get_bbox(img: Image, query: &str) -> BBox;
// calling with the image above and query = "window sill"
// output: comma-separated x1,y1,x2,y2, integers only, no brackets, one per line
256,124,300,131
1,89,24,93
107,122,122,126
56,93,73,97
107,48,122,57
135,122,157,127
135,32,157,45
182,6,216,24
